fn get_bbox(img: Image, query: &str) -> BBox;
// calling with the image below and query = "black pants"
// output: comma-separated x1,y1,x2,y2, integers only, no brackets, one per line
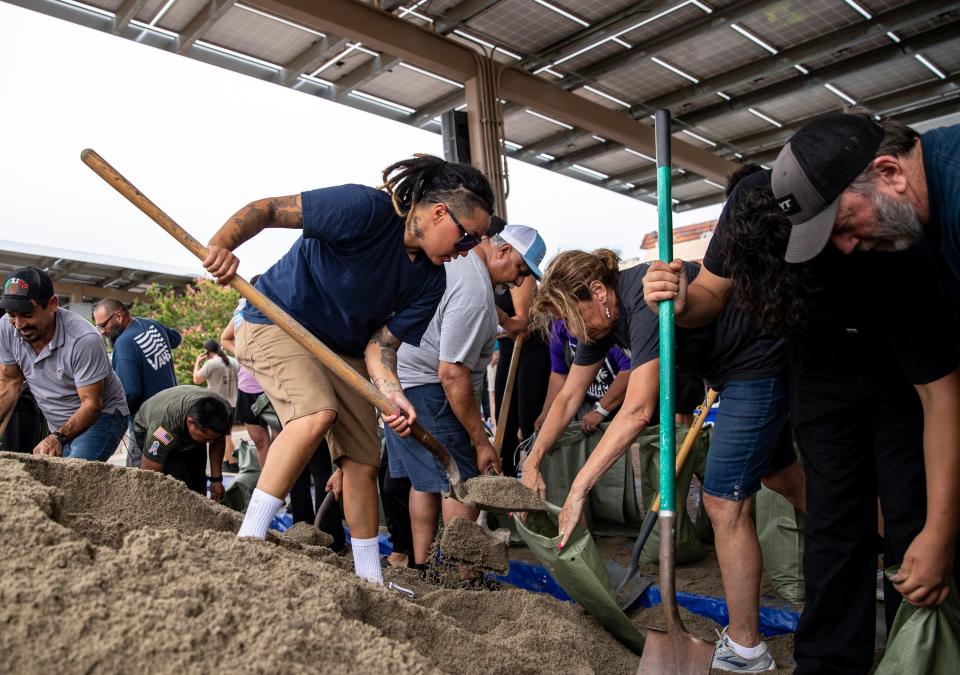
494,334,551,476
379,441,413,560
0,389,47,453
791,370,958,674
163,444,208,494
289,440,346,551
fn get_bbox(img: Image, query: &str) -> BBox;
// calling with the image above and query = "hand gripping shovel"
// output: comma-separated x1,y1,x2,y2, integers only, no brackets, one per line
636,112,716,674
80,149,545,514
613,388,717,611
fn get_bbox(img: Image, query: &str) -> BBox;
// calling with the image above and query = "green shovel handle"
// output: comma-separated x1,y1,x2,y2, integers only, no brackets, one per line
655,109,676,514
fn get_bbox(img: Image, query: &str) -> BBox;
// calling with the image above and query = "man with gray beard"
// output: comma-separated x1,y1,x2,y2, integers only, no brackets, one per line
771,114,960,311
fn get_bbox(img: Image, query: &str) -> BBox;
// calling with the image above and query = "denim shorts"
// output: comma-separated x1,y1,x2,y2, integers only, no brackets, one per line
63,410,129,462
384,383,477,493
703,373,795,501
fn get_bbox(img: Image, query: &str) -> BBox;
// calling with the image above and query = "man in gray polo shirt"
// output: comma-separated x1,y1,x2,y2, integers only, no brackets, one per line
0,267,129,461
383,223,546,568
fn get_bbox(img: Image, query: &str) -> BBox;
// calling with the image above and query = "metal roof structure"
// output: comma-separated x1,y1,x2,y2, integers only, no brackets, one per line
0,239,199,302
10,0,959,211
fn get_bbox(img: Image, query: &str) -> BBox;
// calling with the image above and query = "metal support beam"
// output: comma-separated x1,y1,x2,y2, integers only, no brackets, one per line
112,0,148,35
675,192,725,212
678,23,960,127
280,33,351,86
646,0,957,112
514,127,588,161
332,54,402,101
177,0,237,55
465,58,508,217
435,0,501,34
254,0,734,181
411,90,465,127
545,141,624,171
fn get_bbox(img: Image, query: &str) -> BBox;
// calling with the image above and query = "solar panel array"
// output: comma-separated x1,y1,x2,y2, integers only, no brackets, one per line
21,0,960,210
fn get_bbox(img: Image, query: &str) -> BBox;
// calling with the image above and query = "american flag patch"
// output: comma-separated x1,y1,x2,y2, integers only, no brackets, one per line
153,426,174,445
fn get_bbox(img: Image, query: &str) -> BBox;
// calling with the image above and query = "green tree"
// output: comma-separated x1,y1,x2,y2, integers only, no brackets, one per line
130,279,239,385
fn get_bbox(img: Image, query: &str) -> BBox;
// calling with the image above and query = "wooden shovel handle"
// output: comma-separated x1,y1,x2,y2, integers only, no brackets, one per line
80,149,464,496
649,387,717,512
492,334,523,452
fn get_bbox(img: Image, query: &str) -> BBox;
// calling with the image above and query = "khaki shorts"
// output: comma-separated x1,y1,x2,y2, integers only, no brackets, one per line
236,321,379,467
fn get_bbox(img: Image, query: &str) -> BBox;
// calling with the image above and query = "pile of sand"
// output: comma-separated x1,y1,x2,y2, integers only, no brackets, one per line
438,517,509,573
0,453,638,674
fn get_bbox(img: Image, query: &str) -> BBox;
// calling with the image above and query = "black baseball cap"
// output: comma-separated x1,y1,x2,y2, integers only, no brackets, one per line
0,267,55,313
772,114,885,263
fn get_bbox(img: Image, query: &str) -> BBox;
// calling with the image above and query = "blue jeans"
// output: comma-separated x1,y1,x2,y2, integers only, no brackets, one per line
703,374,795,501
384,383,477,492
62,410,129,461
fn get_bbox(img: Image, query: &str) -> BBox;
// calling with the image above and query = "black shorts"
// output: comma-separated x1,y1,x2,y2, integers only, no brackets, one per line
235,390,267,426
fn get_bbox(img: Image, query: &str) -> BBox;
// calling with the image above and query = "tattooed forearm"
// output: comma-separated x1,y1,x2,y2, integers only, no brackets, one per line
368,326,401,350
371,376,402,394
379,347,398,373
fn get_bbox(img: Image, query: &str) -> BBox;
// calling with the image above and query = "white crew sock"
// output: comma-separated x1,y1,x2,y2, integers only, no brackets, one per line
351,536,384,585
237,488,283,539
727,632,766,659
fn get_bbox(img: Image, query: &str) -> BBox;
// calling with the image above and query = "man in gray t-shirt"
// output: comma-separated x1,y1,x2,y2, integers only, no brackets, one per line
0,267,129,461
385,224,547,567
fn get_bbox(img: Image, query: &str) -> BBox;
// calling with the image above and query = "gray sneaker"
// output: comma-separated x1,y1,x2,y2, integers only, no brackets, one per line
712,627,776,672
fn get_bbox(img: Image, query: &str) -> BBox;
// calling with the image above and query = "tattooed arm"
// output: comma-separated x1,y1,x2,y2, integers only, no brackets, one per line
365,325,416,436
204,194,303,284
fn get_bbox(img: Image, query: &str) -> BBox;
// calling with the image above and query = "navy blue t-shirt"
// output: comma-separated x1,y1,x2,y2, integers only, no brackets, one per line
921,124,960,314
244,184,446,357
112,317,181,416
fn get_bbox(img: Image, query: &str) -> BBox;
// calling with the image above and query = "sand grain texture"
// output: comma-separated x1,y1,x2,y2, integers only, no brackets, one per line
0,453,637,674
463,475,546,512
438,517,509,573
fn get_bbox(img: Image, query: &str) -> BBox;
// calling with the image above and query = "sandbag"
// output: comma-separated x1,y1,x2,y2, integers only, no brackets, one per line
875,567,960,675
638,424,707,564
756,484,805,603
514,501,645,654
221,439,261,512
538,421,643,534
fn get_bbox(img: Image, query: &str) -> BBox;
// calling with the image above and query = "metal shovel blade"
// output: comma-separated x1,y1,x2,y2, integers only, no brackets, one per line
637,515,715,675
638,627,716,675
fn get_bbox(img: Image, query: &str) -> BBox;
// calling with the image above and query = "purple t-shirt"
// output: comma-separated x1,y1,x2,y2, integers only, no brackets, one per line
549,320,630,403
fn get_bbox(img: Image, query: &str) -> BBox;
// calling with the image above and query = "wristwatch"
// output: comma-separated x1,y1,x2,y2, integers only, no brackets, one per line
51,430,68,445
207,475,223,483
592,402,610,418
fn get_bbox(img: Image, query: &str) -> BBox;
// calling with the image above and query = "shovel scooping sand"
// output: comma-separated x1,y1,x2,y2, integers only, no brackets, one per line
461,475,547,513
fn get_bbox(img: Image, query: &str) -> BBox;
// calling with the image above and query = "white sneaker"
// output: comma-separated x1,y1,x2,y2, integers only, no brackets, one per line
712,627,776,672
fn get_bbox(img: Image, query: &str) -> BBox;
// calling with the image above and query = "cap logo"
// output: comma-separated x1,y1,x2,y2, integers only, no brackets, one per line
4,278,29,296
777,194,801,216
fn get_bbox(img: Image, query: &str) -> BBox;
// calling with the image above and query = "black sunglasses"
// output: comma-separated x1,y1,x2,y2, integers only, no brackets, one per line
438,203,483,252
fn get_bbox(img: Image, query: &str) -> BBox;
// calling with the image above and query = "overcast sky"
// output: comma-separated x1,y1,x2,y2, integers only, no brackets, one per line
0,2,722,279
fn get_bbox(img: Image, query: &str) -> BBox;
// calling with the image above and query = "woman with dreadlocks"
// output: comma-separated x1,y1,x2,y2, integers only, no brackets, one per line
202,155,494,584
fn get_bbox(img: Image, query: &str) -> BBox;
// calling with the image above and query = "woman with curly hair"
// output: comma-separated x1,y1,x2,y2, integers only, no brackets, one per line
645,168,960,675
202,155,495,585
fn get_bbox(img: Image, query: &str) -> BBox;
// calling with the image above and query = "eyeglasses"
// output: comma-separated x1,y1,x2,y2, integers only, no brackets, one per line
95,311,119,330
439,203,483,252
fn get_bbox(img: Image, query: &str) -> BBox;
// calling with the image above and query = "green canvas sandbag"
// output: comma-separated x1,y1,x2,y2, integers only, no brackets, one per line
875,567,960,675
252,393,282,432
538,421,643,534
756,484,805,603
514,500,645,654
221,439,261,512
638,424,707,564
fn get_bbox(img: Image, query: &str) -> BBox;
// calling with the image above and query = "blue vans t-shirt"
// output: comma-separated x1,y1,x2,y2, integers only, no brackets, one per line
112,317,181,416
244,184,447,357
